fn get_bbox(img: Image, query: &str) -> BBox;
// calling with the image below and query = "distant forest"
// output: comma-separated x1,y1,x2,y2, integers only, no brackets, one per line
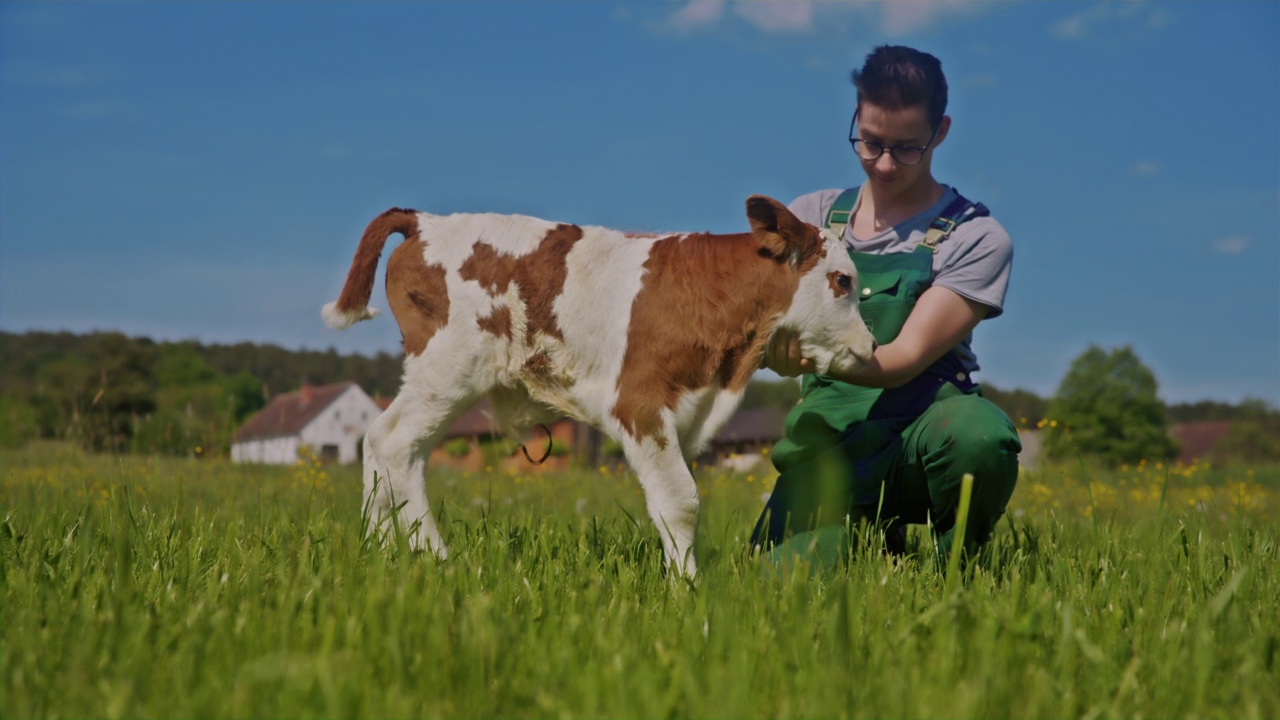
0,330,1266,457
1,330,406,400
1,330,402,454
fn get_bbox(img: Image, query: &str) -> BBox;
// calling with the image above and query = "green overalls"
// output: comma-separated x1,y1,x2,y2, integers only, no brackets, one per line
749,188,1021,564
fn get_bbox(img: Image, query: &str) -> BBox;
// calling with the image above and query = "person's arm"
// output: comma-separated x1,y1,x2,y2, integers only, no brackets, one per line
764,285,989,387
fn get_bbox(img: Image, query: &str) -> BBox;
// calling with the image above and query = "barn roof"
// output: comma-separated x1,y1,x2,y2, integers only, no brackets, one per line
234,381,356,441
712,407,787,444
448,397,499,438
436,397,577,440
440,399,782,444
1171,421,1232,464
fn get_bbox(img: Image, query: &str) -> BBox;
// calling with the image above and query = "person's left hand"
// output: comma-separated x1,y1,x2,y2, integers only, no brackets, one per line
761,328,812,377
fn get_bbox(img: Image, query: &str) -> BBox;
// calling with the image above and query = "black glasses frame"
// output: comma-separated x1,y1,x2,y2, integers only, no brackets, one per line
847,112,940,166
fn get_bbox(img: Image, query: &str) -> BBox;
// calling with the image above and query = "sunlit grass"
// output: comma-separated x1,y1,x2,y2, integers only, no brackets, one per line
3,443,1278,719
1011,455,1279,521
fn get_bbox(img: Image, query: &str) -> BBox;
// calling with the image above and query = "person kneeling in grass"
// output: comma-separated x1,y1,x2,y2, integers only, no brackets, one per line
752,45,1020,566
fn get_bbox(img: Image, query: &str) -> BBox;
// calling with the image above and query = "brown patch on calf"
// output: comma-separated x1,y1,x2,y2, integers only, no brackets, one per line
524,350,552,376
827,270,852,298
458,242,511,295
611,231,822,443
459,223,584,344
386,237,449,356
477,305,512,340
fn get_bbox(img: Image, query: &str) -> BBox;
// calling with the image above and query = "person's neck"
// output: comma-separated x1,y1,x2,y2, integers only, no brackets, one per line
861,179,946,231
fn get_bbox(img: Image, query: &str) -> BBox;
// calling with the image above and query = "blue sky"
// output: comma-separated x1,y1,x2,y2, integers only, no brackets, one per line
2,1,1277,405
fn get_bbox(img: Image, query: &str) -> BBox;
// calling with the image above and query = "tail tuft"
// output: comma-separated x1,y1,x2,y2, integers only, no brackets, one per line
322,301,380,330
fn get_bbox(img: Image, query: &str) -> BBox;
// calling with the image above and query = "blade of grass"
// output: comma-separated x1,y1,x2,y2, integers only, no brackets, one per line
944,473,974,595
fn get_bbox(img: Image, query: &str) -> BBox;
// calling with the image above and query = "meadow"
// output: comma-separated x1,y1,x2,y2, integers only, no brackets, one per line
3,442,1278,719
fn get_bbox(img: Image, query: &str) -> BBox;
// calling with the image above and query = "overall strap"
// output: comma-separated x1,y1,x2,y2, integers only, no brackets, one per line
920,191,989,253
824,187,860,236
825,186,988,254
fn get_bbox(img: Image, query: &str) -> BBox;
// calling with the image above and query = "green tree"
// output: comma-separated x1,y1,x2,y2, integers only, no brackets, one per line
79,333,158,452
0,395,38,448
155,343,219,387
981,383,1048,427
135,345,266,456
222,372,267,423
1044,345,1178,465
31,357,92,440
1166,399,1239,423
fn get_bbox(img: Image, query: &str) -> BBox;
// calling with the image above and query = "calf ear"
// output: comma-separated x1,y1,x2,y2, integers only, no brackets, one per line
747,195,821,265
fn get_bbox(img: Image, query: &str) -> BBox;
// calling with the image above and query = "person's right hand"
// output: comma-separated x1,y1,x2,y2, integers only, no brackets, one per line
761,328,812,377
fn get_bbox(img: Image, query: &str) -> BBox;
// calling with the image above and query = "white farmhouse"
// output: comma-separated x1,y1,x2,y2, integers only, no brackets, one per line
231,382,384,464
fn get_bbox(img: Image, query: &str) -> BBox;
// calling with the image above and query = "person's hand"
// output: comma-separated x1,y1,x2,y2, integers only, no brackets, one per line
761,328,812,377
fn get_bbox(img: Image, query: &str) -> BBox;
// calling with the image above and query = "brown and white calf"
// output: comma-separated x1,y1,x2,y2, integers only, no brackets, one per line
322,196,875,576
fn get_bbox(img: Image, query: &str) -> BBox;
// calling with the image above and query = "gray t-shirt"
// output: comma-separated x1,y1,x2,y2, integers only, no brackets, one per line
788,185,1013,376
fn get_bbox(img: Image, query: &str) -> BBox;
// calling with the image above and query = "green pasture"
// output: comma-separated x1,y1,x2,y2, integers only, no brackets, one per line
3,443,1278,719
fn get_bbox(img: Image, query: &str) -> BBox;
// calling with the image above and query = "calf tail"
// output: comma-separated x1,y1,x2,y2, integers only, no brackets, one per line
322,208,421,330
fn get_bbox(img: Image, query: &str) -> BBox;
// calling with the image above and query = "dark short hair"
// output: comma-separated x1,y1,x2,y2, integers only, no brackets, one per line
851,45,948,131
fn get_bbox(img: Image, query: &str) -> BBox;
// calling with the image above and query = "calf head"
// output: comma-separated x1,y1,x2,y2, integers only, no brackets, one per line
747,195,876,376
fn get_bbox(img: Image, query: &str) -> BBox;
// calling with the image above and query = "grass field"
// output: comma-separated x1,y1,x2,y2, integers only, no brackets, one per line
3,443,1278,719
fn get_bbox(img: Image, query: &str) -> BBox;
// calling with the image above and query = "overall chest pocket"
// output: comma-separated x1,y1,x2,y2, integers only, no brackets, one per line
856,269,929,345
857,269,908,303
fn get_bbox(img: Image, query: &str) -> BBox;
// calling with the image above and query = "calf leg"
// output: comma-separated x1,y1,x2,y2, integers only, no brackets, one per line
623,433,701,578
363,391,467,556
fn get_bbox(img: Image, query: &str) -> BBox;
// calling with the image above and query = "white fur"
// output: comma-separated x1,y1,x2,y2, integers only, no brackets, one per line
780,242,874,377
321,302,378,330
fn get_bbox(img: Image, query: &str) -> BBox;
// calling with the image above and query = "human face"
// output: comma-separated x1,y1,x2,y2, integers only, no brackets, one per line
852,102,949,199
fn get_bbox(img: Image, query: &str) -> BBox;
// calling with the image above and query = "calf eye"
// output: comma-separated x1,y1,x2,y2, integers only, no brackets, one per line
827,270,856,297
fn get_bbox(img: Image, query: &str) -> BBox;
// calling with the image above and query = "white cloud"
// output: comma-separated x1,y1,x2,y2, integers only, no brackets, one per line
962,73,998,89
1051,7,1101,39
669,0,726,31
1051,0,1166,40
670,0,816,34
664,0,987,36
881,1,974,36
1144,6,1172,30
1211,236,1251,255
1129,160,1161,177
735,1,815,32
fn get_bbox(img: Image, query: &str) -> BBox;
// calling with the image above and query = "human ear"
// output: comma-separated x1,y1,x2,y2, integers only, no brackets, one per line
933,115,952,147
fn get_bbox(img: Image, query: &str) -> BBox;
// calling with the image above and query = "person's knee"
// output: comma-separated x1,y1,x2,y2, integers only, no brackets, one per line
934,397,1020,472
920,396,1021,524
751,451,856,548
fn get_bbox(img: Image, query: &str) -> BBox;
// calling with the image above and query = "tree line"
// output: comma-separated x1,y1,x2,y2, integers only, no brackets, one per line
1,331,1276,465
1037,345,1279,465
0,331,400,455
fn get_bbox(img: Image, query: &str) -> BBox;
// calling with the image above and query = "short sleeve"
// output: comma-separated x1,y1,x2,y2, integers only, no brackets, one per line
934,217,1013,319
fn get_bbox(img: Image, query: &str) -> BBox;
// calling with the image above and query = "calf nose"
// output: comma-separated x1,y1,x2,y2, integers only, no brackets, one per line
871,339,879,352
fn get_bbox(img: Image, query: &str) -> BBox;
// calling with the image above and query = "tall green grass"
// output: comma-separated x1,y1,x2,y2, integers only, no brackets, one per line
3,444,1278,718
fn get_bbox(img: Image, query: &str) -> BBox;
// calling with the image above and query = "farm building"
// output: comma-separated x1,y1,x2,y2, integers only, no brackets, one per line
430,401,785,473
702,407,788,471
232,382,383,465
429,397,583,472
1170,421,1233,465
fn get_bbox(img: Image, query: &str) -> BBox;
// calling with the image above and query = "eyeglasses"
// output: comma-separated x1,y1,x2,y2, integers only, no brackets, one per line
848,114,939,166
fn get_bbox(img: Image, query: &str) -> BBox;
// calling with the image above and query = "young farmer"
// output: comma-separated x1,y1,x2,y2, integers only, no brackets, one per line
752,45,1020,564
